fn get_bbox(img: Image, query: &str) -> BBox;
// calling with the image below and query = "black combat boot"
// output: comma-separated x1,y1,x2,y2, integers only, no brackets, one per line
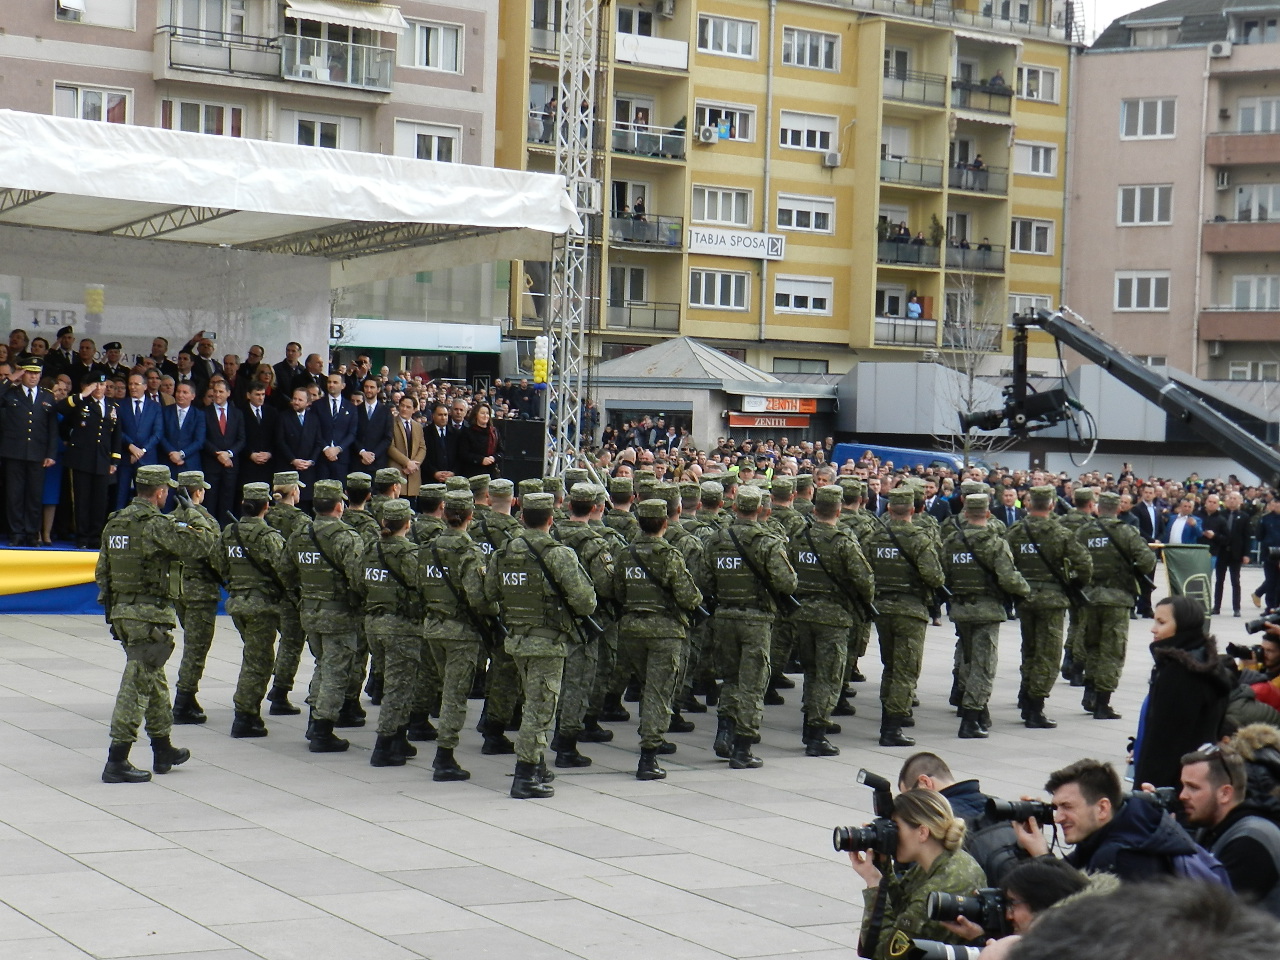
267,686,301,716
1060,649,1075,681
879,716,916,748
150,736,190,774
763,678,785,706
480,719,515,755
703,681,720,707
364,671,383,706
825,720,842,735
713,716,734,759
579,715,615,743
370,733,405,767
774,672,796,689
679,690,707,714
102,742,151,783
656,739,677,755
335,699,366,728
948,672,963,708
599,693,631,722
803,722,840,757
848,661,866,683
636,747,666,780
979,705,991,729
1016,685,1029,713
397,726,417,759
536,756,556,783
623,677,642,703
1081,685,1097,713
171,690,207,725
667,712,695,733
432,747,471,782
728,735,763,769
1092,691,1122,720
832,690,856,716
958,709,989,739
554,736,592,768
230,711,268,739
406,712,437,741
1023,697,1058,729
308,718,351,753
510,760,554,799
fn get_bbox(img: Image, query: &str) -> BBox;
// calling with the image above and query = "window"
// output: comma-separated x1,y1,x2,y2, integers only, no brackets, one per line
773,357,828,374
1016,66,1058,102
1236,183,1280,221
1010,218,1053,255
776,195,834,233
616,6,652,36
161,98,243,137
1115,271,1170,311
694,102,753,141
1232,275,1280,310
1133,355,1168,367
884,47,910,78
1121,98,1175,139
689,269,749,310
58,0,139,29
778,110,836,151
877,286,907,317
409,21,461,72
782,28,837,70
54,83,128,123
1239,17,1279,44
1129,26,1177,47
1009,294,1052,320
1238,97,1280,133
1118,185,1173,225
394,120,458,162
697,15,755,58
692,186,751,226
774,276,833,315
172,0,242,35
1013,142,1057,176
283,110,359,150
1229,361,1280,381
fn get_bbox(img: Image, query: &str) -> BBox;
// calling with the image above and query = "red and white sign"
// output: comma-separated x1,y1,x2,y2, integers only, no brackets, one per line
728,413,811,429
741,396,818,414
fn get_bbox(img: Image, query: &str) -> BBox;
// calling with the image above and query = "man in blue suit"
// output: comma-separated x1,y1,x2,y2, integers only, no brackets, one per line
1159,495,1203,544
203,379,245,523
116,373,164,508
313,372,357,481
161,381,205,477
355,377,392,471
275,384,322,504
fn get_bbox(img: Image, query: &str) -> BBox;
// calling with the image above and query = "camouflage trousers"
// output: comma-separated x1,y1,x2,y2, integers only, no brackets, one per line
484,638,521,726
679,619,711,700
955,620,1000,710
589,620,621,714
712,613,773,741
1064,601,1086,665
769,616,796,677
346,621,375,702
409,633,442,721
109,618,175,744
1081,605,1131,693
875,613,927,717
272,603,307,691
430,634,481,749
1018,607,1066,699
558,635,599,738
230,610,279,714
174,599,218,694
368,617,421,735
795,619,848,726
512,653,565,763
301,617,357,722
621,624,682,749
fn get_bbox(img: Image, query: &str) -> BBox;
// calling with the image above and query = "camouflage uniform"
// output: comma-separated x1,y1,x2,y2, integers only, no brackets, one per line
859,847,988,960
838,480,878,679
592,478,639,719
1058,501,1096,682
472,492,524,731
343,472,382,705
765,479,808,692
265,486,310,701
172,478,222,718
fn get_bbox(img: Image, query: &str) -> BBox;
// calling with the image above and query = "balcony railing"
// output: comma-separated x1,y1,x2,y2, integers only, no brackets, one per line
950,81,1014,115
606,300,680,332
944,243,1005,272
526,111,605,150
880,155,944,188
943,320,1003,351
611,123,686,160
281,35,394,92
608,214,683,248
614,32,689,70
159,25,281,78
875,316,938,346
530,19,560,54
877,239,941,266
948,163,1009,195
796,0,1071,40
883,69,948,107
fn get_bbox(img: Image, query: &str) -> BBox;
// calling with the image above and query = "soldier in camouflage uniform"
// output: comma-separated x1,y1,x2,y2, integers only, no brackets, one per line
410,483,447,545
284,478,365,752
475,477,524,754
422,489,498,781
591,475,639,725
1005,485,1093,729
169,470,222,725
790,484,875,756
265,471,309,716
765,477,807,704
1078,491,1156,720
1058,488,1097,687
215,482,287,739
695,479,729,530
605,475,639,541
863,487,945,747
653,481,704,734
942,493,1030,739
343,472,382,708
96,464,217,783
403,482,449,742
697,484,797,769
368,467,403,525
613,498,702,780
543,475,567,521
359,498,423,766
837,477,877,696
793,474,815,517
484,492,597,799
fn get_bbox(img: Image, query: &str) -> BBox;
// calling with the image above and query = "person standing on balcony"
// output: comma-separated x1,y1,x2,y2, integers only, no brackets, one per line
907,296,923,320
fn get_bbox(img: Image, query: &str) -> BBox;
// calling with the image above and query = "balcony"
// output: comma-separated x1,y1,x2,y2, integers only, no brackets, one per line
281,35,394,92
950,81,1013,115
883,70,948,107
948,163,1009,195
608,214,683,248
944,243,1005,272
875,316,938,347
943,320,1003,352
611,123,686,160
1199,307,1280,342
877,239,941,266
1202,218,1280,254
799,0,1070,40
880,155,944,188
1206,131,1280,166
606,300,680,332
614,33,689,70
526,111,605,151
158,25,281,78
530,19,560,55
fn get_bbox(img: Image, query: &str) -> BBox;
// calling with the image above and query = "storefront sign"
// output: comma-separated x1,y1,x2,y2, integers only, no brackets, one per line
728,413,810,429
688,227,786,261
741,396,817,414
329,318,501,353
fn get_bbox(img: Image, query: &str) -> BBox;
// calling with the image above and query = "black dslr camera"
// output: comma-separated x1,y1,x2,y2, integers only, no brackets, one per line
1131,786,1178,812
832,768,898,855
1226,642,1267,662
907,941,982,960
1245,612,1280,635
928,889,1011,937
985,798,1055,823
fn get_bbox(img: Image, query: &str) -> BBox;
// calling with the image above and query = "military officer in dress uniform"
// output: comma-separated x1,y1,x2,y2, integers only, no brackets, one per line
60,372,120,548
0,359,58,547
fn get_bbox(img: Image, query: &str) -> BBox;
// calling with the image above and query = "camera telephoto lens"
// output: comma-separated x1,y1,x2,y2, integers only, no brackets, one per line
908,939,983,960
832,819,899,855
985,798,1055,823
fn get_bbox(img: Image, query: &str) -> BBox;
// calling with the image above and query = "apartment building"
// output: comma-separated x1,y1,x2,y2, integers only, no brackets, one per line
1066,0,1280,380
497,0,1078,378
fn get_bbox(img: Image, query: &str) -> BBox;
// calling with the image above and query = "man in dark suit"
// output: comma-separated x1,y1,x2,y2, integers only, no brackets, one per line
161,381,205,476
301,353,327,393
115,373,164,509
174,350,206,400
1133,484,1162,541
1205,490,1251,616
0,359,58,546
68,338,106,389
355,377,392,471
43,326,78,382
202,379,244,524
275,384,322,497
273,341,305,397
423,401,456,483
240,382,279,487
922,478,952,522
313,372,357,481
59,373,120,548
995,485,1024,527
147,336,178,381
181,335,222,385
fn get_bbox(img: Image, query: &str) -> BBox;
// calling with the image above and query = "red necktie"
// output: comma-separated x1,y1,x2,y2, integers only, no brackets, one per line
218,406,227,435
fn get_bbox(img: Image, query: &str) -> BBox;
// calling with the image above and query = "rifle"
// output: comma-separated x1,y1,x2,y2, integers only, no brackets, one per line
430,543,507,645
376,540,421,620
726,526,802,615
223,511,289,597
880,518,952,599
514,536,604,643
169,493,225,587
802,526,880,620
1017,518,1091,606
949,520,1016,607
306,523,359,608
625,542,709,623
1090,517,1158,593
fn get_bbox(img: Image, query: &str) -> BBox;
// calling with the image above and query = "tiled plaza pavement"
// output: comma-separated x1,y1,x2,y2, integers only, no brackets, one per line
0,567,1262,960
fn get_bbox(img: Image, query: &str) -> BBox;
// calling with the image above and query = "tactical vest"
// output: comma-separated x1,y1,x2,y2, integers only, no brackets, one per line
361,539,412,613
945,528,993,596
419,537,469,619
293,519,347,601
866,525,919,594
705,526,763,606
1008,517,1060,584
620,540,669,613
1083,519,1128,583
104,505,168,599
224,521,280,596
494,540,549,624
793,526,839,598
267,502,308,539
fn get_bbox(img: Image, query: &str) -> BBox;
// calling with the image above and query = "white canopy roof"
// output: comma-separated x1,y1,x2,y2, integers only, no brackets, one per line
284,0,409,34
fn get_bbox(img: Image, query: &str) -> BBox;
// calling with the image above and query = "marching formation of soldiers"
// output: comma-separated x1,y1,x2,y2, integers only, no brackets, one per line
94,462,1159,797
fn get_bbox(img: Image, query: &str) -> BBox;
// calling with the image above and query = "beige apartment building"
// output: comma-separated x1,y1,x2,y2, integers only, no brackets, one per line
1066,0,1280,380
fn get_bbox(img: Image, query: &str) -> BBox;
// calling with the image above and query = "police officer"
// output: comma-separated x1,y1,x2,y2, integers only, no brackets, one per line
1058,488,1098,687
1078,490,1156,720
613,498,702,780
171,470,223,725
264,471,309,716
284,478,364,752
485,492,597,799
216,482,287,738
61,372,121,548
790,484,875,756
0,359,57,547
96,464,217,783
697,484,798,769
942,493,1030,739
1005,485,1093,729
421,489,499,782
863,486,945,747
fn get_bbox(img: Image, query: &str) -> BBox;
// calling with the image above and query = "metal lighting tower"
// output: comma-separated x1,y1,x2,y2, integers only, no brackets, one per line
543,0,602,475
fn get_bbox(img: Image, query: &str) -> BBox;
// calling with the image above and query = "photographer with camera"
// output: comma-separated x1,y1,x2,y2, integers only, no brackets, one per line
844,789,986,960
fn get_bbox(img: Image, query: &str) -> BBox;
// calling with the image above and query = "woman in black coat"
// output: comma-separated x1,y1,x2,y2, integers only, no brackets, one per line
1133,595,1233,788
453,401,504,478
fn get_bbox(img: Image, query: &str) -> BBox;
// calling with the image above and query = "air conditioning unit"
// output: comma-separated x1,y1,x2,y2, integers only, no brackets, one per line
822,151,842,168
1217,168,1231,190
656,0,676,18
1208,340,1224,358
1209,40,1232,58
696,124,719,144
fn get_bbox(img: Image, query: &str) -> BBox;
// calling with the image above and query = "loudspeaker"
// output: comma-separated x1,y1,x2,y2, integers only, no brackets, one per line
497,418,544,485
